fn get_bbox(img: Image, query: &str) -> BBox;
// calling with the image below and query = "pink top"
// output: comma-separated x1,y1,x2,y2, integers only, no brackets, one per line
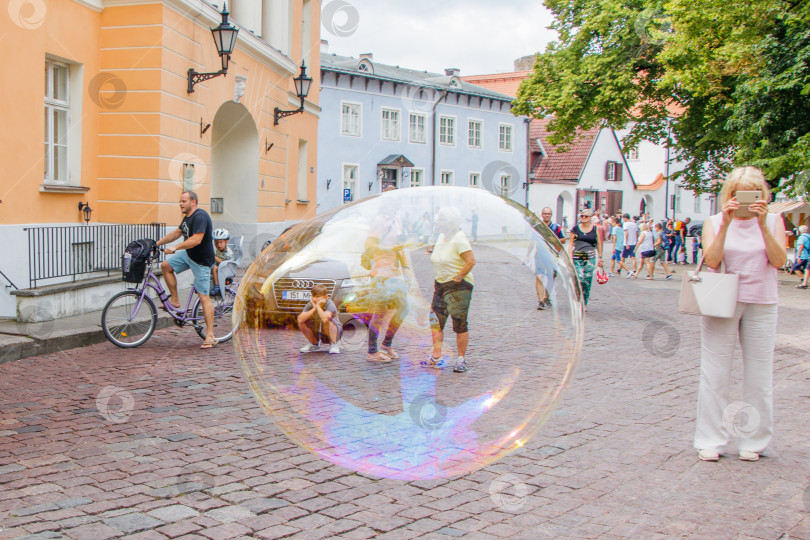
709,212,778,304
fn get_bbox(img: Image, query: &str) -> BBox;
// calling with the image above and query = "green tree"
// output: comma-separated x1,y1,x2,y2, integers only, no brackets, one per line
513,0,810,194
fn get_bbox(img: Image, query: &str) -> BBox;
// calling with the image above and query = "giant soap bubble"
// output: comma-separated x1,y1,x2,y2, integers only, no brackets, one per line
234,186,583,479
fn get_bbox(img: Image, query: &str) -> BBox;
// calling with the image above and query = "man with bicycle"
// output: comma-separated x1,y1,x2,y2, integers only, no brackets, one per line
156,191,217,348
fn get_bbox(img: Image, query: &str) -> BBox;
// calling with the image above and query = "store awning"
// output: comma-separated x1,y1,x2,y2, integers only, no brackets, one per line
768,200,810,213
378,154,414,167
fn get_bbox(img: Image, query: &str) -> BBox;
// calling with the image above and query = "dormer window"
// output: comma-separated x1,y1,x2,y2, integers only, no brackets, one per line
358,58,373,74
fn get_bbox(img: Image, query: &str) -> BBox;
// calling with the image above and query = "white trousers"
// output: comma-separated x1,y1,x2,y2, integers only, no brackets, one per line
694,302,778,453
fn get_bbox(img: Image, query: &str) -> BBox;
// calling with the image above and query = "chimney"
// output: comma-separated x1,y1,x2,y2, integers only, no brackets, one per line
320,39,329,53
359,53,373,60
445,68,460,77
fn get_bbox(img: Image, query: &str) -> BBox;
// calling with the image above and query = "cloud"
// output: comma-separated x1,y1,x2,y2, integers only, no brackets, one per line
324,0,556,75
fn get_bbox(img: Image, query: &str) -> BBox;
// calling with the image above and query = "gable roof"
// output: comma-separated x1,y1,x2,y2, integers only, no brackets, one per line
321,54,514,103
530,118,600,183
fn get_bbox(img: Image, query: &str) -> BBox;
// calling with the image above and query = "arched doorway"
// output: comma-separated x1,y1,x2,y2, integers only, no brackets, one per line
640,194,654,218
211,101,259,225
556,191,575,229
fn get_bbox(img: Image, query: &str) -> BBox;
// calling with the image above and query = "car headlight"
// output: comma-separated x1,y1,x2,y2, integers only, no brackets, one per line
340,276,371,288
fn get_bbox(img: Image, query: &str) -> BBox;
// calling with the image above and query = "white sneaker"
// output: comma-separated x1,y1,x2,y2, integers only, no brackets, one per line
299,342,320,353
328,343,340,354
739,450,760,461
698,449,719,461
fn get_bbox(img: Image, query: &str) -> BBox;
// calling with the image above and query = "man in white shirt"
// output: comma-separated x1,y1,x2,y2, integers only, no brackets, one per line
622,213,640,276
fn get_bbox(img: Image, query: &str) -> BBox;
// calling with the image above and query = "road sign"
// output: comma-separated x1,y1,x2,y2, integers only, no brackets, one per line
343,189,351,202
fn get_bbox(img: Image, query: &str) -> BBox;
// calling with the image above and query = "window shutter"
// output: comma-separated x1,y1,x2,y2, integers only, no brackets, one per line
616,163,623,183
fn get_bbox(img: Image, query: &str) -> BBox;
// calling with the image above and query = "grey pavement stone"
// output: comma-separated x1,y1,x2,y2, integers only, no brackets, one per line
0,464,26,474
147,504,200,522
56,497,95,508
103,512,165,533
203,504,256,523
10,503,60,516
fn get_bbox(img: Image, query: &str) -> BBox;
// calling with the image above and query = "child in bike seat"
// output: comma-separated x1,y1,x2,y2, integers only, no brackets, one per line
297,284,341,355
211,228,233,296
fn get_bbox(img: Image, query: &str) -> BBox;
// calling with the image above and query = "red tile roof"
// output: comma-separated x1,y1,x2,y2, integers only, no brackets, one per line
636,173,667,190
461,71,531,98
530,118,600,183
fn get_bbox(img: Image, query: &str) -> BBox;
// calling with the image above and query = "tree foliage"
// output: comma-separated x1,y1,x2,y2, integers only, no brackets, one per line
513,0,810,194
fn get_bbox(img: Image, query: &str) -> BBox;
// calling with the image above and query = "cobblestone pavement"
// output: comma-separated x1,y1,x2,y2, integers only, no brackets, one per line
1,250,809,539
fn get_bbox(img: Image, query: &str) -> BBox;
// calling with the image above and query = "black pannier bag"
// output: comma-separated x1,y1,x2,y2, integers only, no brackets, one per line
122,239,156,283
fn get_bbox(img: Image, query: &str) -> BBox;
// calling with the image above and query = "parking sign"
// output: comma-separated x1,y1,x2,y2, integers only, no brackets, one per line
343,188,351,202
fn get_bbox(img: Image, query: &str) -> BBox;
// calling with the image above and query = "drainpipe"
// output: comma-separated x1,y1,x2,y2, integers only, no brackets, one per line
665,118,671,220
430,90,448,185
524,117,531,209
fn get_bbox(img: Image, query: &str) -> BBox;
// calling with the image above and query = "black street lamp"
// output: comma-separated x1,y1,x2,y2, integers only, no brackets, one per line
78,201,93,223
274,62,313,125
187,4,239,93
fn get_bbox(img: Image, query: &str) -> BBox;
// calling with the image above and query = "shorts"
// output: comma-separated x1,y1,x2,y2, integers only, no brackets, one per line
611,249,622,262
622,245,636,258
793,259,809,273
167,250,212,295
430,279,473,334
304,316,342,343
641,249,656,259
652,247,666,262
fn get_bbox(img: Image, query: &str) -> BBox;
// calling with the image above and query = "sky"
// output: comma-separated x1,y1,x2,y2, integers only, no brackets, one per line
320,0,558,76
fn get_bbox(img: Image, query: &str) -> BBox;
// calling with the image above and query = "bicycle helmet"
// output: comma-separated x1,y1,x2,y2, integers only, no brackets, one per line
213,228,230,240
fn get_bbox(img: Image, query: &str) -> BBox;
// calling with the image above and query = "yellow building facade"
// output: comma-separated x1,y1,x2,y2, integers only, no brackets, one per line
1,0,321,315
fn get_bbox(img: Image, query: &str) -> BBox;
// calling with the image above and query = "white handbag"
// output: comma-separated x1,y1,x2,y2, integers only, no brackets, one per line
678,256,739,318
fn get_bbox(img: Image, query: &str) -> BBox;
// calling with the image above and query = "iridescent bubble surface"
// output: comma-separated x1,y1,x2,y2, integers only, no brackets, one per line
234,186,584,479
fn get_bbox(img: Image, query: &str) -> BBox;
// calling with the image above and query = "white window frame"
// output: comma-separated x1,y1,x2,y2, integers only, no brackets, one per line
499,124,513,152
409,112,426,144
439,115,456,146
341,101,361,137
381,108,401,141
469,172,481,188
342,163,359,204
44,60,70,185
627,147,639,161
440,170,454,186
468,119,482,149
499,174,511,197
410,169,424,188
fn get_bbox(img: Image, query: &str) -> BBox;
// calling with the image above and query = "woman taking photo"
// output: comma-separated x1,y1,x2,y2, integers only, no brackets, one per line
694,166,786,462
568,209,603,312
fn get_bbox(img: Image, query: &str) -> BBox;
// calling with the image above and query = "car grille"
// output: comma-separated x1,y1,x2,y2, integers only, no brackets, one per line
273,278,337,311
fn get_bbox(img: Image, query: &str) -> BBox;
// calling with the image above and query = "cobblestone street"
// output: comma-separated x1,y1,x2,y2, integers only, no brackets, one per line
1,262,809,539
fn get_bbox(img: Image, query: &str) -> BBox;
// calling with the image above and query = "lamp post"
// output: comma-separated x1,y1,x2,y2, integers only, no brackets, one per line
274,62,313,125
187,4,239,93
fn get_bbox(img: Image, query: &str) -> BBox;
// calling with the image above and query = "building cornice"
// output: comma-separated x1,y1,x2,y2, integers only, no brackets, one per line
101,0,298,75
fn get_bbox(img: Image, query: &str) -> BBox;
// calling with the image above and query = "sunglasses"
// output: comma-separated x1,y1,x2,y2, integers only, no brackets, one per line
580,213,592,217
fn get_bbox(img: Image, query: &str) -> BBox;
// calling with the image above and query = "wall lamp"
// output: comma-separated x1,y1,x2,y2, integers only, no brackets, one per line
187,4,239,93
78,201,93,223
274,62,313,125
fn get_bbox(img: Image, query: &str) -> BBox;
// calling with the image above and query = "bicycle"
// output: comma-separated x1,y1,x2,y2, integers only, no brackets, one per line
102,245,238,348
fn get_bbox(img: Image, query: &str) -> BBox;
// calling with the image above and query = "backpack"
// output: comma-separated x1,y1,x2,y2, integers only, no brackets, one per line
122,239,156,283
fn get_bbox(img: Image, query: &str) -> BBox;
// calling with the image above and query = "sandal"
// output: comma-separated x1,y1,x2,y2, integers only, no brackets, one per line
381,347,400,359
367,351,392,362
200,339,217,349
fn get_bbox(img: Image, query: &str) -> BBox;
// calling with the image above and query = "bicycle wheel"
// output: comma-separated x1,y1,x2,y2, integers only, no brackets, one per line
192,287,238,343
102,290,158,348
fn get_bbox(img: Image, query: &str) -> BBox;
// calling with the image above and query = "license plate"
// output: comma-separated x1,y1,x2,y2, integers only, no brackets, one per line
282,290,311,301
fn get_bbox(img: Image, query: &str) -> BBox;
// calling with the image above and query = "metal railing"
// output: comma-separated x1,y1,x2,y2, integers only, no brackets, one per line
25,223,166,288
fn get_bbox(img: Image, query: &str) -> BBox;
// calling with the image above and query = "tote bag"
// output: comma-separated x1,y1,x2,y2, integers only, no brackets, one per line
678,256,738,318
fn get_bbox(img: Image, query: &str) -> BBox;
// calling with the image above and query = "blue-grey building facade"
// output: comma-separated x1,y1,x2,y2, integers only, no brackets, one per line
317,53,529,213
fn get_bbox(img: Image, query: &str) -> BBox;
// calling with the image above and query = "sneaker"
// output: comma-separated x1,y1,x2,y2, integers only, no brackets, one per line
537,302,545,310
739,450,760,461
544,298,552,308
625,271,634,279
453,357,468,373
299,342,320,353
607,272,616,277
698,449,719,461
797,284,808,289
419,356,445,369
210,286,221,296
328,343,340,354
665,274,673,280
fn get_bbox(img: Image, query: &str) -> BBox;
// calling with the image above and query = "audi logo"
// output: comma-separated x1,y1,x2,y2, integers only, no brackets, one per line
291,280,315,289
